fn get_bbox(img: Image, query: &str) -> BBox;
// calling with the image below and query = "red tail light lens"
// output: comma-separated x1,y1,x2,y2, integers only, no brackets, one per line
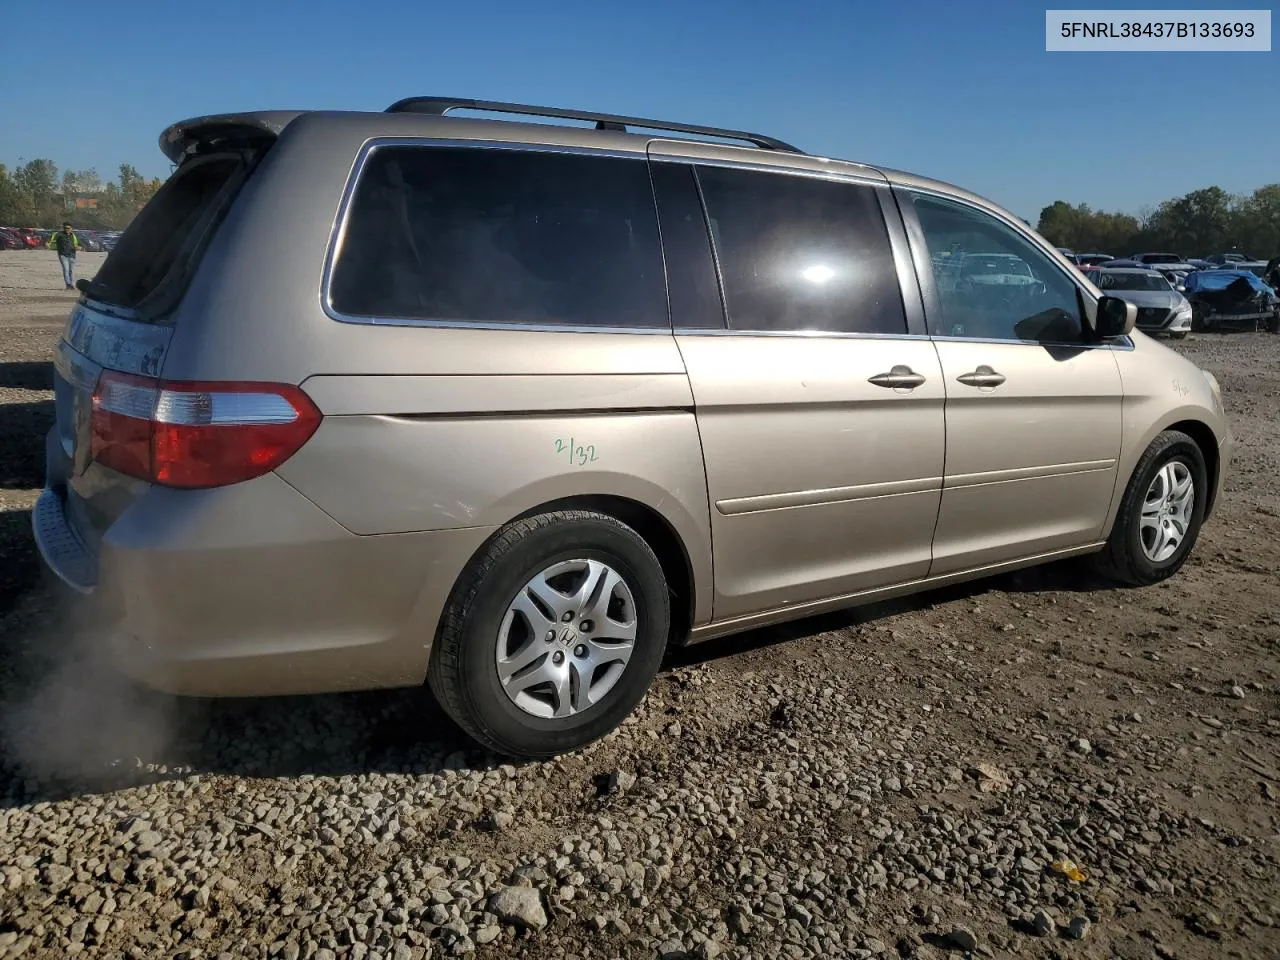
90,373,321,488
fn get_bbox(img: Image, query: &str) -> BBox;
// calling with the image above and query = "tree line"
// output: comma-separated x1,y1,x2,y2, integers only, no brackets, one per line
1037,184,1280,259
0,159,164,231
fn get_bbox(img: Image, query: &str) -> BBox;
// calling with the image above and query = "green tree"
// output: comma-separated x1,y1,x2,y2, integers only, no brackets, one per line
1236,184,1280,258
0,164,24,224
1145,186,1237,256
11,159,60,225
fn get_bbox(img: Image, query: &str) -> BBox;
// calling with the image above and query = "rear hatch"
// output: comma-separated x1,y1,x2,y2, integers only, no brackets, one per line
45,123,279,570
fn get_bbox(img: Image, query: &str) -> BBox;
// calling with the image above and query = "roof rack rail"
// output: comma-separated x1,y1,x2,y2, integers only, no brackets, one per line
384,96,803,153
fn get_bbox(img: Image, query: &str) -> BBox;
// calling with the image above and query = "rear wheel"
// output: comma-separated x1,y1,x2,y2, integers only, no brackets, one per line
428,510,670,758
1094,430,1207,586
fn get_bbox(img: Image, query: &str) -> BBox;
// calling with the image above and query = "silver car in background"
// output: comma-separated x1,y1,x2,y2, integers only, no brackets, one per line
1093,267,1193,338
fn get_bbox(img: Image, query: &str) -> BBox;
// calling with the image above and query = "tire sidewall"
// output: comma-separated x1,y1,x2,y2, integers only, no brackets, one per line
455,518,669,756
1123,437,1208,582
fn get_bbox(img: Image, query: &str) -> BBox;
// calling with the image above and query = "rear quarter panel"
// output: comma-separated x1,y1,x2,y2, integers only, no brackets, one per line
275,376,713,625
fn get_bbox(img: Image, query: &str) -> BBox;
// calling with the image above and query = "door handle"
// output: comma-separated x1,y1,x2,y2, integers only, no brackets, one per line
956,365,1006,388
868,365,927,389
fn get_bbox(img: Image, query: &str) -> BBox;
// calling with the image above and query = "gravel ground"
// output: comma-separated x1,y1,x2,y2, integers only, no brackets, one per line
1,248,1278,960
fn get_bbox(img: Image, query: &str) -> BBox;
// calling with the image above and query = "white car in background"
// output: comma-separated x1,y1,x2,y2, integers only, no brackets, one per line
1094,267,1193,338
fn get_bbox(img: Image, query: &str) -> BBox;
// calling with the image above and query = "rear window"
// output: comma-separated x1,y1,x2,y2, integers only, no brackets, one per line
88,152,254,313
328,145,668,329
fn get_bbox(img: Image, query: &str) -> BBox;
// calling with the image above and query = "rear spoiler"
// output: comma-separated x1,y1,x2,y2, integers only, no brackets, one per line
159,111,304,164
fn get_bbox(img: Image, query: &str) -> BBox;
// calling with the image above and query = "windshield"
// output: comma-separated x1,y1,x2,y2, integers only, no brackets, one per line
1097,272,1170,292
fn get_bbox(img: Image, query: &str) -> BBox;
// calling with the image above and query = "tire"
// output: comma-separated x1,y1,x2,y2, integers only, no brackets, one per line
428,510,670,758
1168,331,1188,340
1093,430,1207,586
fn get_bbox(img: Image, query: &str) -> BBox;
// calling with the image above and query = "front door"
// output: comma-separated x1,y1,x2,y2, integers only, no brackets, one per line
897,189,1124,575
649,150,947,621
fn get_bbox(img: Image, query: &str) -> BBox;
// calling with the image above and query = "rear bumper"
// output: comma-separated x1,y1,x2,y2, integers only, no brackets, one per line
32,488,97,594
33,470,494,697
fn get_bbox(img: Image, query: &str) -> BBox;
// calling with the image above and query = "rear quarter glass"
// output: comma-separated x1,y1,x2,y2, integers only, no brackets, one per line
327,144,668,329
88,143,271,320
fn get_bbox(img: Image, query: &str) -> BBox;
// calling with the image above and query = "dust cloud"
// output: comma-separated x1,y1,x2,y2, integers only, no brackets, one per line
1,607,186,792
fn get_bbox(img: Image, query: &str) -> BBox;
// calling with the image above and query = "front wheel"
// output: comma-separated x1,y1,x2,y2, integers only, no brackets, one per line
428,510,671,759
1093,430,1207,586
1168,331,1189,340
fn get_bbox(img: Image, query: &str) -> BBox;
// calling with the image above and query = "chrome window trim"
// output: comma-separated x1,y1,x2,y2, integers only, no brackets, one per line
318,137,1137,348
673,327,931,342
672,327,1133,349
320,137,671,335
649,152,888,189
929,334,1134,351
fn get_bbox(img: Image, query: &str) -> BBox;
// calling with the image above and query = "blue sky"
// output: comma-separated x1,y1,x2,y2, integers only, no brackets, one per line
1,0,1275,220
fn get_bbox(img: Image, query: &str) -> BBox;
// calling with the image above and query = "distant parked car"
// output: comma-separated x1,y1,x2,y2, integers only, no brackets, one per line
76,231,104,252
99,231,122,251
1074,253,1114,268
1223,261,1270,279
1131,252,1188,266
1153,267,1191,292
957,252,1041,287
0,228,24,250
1184,269,1280,332
1203,252,1252,265
1093,267,1193,338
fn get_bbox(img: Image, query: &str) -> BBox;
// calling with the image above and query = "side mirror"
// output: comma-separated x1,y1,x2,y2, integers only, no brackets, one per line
1095,295,1136,338
75,278,90,293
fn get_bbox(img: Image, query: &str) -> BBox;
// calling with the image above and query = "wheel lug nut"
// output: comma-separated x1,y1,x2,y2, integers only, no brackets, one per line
574,644,587,658
580,620,593,633
561,612,574,623
552,651,565,665
545,630,556,643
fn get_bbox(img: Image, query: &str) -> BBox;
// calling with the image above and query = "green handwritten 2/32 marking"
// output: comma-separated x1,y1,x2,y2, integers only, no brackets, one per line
554,437,599,466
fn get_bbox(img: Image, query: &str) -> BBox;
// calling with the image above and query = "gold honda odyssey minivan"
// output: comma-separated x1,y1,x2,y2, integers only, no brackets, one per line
35,97,1231,758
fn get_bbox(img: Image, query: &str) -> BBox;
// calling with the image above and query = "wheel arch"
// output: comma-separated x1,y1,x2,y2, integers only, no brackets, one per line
429,492,707,665
509,494,699,644
1166,418,1222,519
1105,410,1227,538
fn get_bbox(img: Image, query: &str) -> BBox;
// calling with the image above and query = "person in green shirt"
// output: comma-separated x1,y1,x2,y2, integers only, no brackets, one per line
47,222,81,290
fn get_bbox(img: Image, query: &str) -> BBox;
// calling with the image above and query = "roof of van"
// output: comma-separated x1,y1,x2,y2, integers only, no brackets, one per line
158,105,1018,229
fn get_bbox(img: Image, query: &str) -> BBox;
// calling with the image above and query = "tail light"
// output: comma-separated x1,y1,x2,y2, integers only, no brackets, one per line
90,373,321,488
